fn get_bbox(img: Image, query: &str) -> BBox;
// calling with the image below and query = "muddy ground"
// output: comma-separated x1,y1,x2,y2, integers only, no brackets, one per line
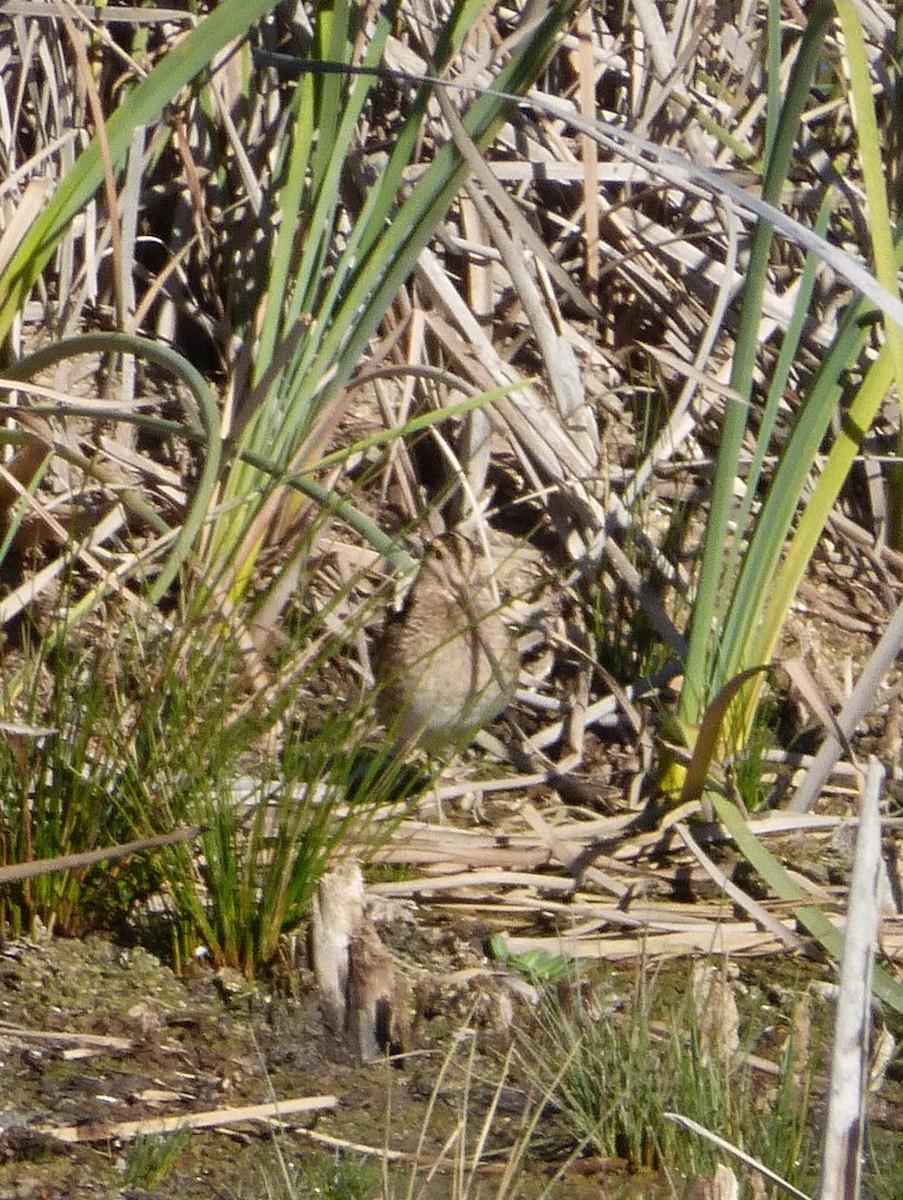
1,823,901,1200
0,915,614,1200
7,892,821,1200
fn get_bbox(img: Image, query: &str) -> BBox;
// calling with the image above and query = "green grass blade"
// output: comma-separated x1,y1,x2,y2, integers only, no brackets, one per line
251,71,317,392
763,0,782,163
835,0,903,547
717,195,835,682
748,334,894,673
4,333,221,602
678,667,771,807
709,793,903,1017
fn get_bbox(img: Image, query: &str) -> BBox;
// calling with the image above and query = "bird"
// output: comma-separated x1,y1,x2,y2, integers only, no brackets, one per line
375,534,521,753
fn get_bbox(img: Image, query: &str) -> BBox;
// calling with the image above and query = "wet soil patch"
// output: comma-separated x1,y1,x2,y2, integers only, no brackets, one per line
0,930,573,1200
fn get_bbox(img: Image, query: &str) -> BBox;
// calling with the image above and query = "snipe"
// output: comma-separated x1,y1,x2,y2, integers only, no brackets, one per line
375,535,520,752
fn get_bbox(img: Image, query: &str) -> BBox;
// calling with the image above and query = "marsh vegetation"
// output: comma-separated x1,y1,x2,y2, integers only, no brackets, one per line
0,1,902,1196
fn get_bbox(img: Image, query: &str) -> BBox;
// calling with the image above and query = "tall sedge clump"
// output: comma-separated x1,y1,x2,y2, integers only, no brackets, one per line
672,0,903,789
195,0,582,621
